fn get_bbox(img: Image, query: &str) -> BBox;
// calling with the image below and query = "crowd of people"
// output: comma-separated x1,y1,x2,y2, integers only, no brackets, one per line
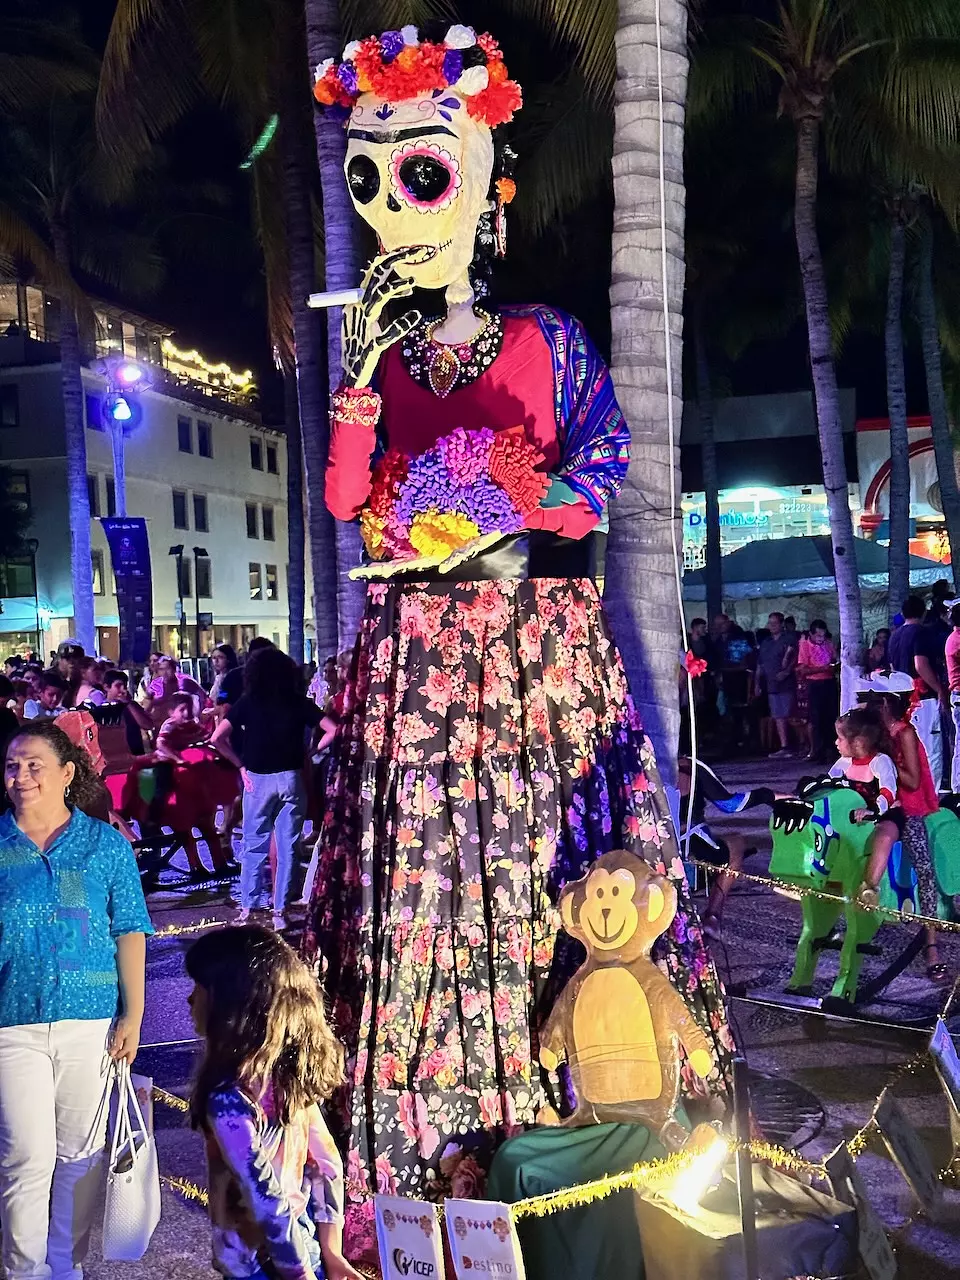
687,579,960,785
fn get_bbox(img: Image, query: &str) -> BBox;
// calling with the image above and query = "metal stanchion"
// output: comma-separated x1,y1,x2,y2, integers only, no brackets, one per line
734,1056,761,1279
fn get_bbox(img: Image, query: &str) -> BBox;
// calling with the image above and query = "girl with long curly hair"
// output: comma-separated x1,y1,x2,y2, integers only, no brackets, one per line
185,926,359,1280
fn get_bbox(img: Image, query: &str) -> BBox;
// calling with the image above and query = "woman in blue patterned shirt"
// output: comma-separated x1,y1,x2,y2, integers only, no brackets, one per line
0,719,154,1280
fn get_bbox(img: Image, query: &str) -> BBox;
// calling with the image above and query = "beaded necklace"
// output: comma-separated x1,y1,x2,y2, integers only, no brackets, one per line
400,310,505,399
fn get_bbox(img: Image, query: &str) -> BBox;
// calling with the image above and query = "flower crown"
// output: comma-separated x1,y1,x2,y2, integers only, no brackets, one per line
314,25,523,128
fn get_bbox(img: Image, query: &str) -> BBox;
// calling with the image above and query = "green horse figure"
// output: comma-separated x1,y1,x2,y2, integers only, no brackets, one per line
768,781,922,1002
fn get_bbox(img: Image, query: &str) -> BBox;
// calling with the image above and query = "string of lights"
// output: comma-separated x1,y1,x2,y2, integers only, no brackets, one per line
161,338,254,388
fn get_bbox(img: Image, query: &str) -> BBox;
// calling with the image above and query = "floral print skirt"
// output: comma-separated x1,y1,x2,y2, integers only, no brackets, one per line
304,576,733,1211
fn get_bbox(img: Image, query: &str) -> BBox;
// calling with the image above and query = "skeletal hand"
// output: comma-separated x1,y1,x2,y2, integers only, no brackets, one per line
341,246,433,389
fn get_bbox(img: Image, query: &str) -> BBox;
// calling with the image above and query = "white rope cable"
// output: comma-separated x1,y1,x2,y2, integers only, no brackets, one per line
652,0,700,854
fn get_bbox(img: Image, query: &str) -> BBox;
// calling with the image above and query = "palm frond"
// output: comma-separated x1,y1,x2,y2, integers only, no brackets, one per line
0,19,97,113
0,201,89,314
494,0,615,108
511,71,612,238
341,0,455,37
97,0,205,165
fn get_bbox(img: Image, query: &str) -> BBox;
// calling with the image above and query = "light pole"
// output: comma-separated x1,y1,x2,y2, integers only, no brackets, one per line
168,544,185,657
192,545,208,658
92,356,151,516
26,537,40,658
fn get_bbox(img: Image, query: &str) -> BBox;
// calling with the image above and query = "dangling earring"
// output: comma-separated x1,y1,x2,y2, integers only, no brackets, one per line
494,177,516,259
64,785,71,801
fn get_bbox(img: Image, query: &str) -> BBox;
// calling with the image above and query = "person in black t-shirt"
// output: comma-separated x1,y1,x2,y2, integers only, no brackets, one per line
210,648,321,928
889,595,946,787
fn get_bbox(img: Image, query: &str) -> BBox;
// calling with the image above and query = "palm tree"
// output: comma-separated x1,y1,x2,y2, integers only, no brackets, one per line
885,200,912,608
917,207,960,569
715,0,960,708
97,0,343,660
601,0,690,779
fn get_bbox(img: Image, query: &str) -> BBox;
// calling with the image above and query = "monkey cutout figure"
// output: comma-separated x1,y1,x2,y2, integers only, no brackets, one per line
539,850,715,1149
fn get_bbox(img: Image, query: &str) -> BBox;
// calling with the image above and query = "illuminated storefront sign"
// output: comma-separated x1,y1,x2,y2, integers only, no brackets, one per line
681,484,859,569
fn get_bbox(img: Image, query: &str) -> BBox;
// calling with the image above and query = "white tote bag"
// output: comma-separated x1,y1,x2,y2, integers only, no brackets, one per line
102,1061,162,1261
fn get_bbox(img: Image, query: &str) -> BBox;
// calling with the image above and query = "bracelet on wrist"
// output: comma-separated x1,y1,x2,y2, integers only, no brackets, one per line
331,385,381,430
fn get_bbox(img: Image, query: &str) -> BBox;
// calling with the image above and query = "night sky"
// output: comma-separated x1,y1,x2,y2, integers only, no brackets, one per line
65,0,921,427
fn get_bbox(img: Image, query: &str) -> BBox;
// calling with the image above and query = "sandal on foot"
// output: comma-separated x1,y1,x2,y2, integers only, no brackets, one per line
925,944,951,984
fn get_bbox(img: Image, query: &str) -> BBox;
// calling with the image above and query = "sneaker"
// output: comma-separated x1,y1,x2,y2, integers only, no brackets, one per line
236,907,251,923
772,748,793,758
271,912,287,932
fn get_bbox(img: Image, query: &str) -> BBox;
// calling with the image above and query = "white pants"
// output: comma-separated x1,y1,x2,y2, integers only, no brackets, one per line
0,1019,112,1280
911,697,943,791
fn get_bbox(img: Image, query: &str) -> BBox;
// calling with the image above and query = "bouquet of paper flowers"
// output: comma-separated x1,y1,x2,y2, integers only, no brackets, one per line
359,425,548,568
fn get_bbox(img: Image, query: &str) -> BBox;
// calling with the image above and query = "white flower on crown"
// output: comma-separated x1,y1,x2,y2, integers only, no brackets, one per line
314,58,334,83
457,65,489,95
444,24,477,50
401,25,419,46
342,39,362,61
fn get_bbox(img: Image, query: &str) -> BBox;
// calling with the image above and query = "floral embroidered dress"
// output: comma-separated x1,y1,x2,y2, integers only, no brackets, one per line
305,305,734,1211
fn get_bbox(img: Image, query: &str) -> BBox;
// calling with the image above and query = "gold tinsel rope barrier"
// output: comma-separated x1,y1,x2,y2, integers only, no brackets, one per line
151,918,225,941
688,858,960,934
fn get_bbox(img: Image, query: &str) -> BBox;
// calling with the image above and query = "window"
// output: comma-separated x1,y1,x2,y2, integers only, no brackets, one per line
87,474,101,517
265,564,279,602
177,415,193,453
5,471,30,513
193,493,208,532
178,556,192,599
106,477,116,518
250,437,263,470
246,502,259,538
196,556,212,598
262,504,275,541
172,489,188,530
85,393,103,431
0,385,19,428
197,420,213,458
0,556,35,597
266,444,278,475
249,562,262,601
91,549,105,595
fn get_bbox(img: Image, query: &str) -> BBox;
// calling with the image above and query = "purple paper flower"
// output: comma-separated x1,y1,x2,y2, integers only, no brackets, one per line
463,479,522,534
439,427,494,486
380,30,405,63
442,48,464,85
337,61,358,94
395,448,460,524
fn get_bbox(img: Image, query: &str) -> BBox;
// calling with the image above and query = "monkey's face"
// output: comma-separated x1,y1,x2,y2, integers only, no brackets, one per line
579,866,641,952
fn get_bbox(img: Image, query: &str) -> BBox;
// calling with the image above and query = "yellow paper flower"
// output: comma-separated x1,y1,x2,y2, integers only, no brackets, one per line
409,510,479,559
360,509,388,559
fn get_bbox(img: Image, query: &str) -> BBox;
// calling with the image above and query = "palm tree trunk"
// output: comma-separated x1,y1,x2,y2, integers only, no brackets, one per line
51,220,95,653
304,0,365,649
278,54,340,664
885,210,910,612
693,304,722,622
282,366,306,665
792,115,863,707
603,0,689,784
917,213,960,568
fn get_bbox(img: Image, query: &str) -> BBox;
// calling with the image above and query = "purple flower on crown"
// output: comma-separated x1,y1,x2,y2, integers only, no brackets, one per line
439,427,494,486
337,61,359,95
380,30,405,63
442,48,465,85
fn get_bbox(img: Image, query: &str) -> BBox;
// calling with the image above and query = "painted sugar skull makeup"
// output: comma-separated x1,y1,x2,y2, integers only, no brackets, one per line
344,95,494,293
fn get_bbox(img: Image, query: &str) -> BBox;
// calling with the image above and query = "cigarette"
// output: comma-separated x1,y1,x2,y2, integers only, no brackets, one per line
307,288,364,309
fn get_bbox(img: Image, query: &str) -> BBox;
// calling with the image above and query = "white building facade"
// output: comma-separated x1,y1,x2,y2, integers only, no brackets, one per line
0,283,298,662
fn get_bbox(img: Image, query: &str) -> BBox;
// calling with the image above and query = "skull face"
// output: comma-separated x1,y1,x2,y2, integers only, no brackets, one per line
344,94,494,291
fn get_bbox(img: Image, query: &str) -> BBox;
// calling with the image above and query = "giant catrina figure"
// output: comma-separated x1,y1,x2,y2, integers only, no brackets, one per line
306,23,734,1219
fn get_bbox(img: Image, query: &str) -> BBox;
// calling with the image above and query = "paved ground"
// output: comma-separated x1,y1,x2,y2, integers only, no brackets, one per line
71,757,960,1278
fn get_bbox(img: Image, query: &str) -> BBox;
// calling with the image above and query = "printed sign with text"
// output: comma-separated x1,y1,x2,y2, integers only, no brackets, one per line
930,1019,960,1118
375,1196,445,1280
444,1199,525,1279
875,1090,942,1219
824,1144,896,1280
